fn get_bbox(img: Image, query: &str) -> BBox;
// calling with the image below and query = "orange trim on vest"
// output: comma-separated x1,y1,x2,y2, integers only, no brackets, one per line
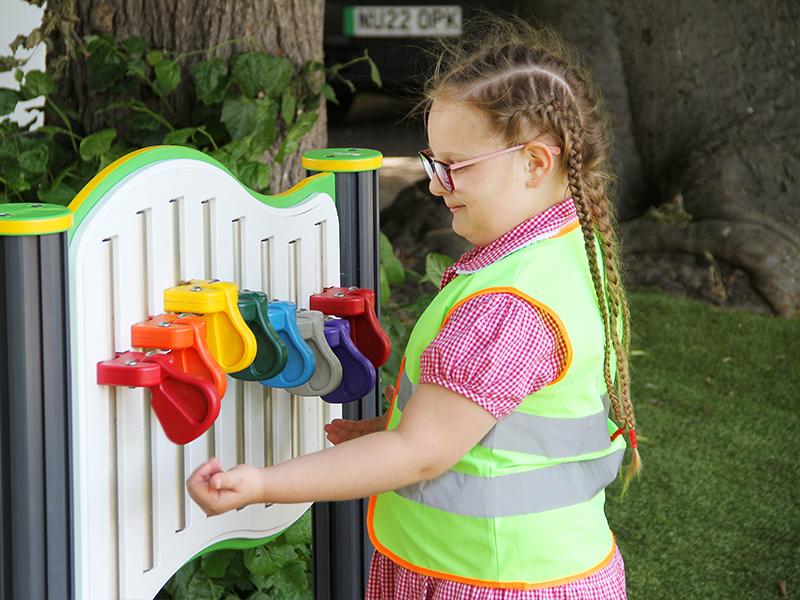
367,494,616,590
441,286,574,386
552,220,580,239
383,357,406,430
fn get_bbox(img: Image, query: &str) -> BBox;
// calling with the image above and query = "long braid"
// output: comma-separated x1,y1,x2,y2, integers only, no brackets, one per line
542,102,626,430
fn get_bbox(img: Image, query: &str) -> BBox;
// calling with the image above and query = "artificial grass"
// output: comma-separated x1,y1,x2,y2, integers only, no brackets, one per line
605,290,800,599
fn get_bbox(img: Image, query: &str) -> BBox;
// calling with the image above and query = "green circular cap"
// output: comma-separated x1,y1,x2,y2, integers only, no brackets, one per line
0,203,73,236
302,148,383,172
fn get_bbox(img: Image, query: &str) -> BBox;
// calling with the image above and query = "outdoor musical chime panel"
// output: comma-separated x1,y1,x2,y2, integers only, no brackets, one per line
67,147,390,600
96,280,389,445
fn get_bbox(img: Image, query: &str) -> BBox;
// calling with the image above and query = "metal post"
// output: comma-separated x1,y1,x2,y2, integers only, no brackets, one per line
302,149,383,600
0,204,74,599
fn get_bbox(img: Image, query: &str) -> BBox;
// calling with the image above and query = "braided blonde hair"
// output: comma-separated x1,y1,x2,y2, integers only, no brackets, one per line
419,15,641,490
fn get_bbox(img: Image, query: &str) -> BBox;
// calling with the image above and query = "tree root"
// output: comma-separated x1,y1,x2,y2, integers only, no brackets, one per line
621,217,800,316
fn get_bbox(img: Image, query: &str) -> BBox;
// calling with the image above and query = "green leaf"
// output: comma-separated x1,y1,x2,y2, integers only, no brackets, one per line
243,543,296,577
424,252,455,287
232,53,294,99
320,82,339,105
200,549,235,579
366,55,382,88
5,165,31,193
19,145,49,174
275,110,317,163
125,111,165,132
164,560,199,597
236,160,271,191
280,89,296,126
37,181,77,205
185,569,225,600
380,265,391,300
163,127,196,145
146,50,164,66
87,39,126,92
281,510,312,545
0,89,20,115
380,232,405,286
154,59,181,95
79,128,117,161
281,560,310,593
122,37,146,55
192,58,227,106
21,70,54,99
248,97,278,155
221,98,256,139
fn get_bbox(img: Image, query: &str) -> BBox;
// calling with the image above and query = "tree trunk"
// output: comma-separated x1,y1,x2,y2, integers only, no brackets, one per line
513,0,800,315
44,0,326,193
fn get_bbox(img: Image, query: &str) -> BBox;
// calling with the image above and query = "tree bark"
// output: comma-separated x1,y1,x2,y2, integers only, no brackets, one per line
612,0,800,315
512,0,800,315
44,0,326,193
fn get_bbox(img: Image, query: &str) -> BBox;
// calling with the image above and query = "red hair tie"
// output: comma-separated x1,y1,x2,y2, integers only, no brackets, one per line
610,426,625,441
628,428,638,449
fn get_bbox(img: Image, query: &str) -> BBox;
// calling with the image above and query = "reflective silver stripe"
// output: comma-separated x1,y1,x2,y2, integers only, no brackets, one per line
398,364,612,459
394,449,624,518
480,404,611,458
396,369,415,411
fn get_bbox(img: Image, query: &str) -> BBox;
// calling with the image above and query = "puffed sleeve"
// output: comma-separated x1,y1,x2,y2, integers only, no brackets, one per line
418,292,567,420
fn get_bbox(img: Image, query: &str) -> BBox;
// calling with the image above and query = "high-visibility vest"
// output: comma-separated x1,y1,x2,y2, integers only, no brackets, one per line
367,223,627,590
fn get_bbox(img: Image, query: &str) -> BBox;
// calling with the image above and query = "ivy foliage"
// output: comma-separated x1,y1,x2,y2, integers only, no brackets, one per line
0,34,380,204
378,232,454,399
157,509,313,600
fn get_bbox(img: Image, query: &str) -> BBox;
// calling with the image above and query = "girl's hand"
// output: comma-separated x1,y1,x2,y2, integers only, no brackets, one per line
186,457,265,516
322,385,394,445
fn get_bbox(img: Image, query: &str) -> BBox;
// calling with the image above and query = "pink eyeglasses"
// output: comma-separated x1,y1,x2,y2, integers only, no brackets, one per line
419,142,561,192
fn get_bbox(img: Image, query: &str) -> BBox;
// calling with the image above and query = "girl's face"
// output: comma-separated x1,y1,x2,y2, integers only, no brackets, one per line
425,97,561,247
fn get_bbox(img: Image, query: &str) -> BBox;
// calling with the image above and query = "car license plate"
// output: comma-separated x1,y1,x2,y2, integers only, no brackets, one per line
343,5,462,38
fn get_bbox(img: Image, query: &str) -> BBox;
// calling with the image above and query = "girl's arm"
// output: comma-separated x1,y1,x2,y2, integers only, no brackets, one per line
187,383,497,515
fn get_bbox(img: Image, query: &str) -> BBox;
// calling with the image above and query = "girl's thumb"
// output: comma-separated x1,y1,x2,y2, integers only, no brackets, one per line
211,470,237,491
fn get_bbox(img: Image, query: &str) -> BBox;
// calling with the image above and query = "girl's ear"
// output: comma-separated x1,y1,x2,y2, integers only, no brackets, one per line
523,142,556,187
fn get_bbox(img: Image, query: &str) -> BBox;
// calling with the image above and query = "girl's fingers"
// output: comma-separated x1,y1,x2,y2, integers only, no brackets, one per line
187,457,222,485
209,468,242,492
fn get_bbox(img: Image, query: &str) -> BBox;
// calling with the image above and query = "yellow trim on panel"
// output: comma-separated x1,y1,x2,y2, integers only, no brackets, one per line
301,155,383,172
0,212,74,235
68,146,156,214
272,172,332,197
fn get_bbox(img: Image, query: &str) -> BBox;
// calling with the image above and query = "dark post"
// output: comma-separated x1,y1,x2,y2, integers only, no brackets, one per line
302,148,383,600
0,204,74,600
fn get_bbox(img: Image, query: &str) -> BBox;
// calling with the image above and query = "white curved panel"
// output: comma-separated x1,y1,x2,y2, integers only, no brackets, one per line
68,159,341,600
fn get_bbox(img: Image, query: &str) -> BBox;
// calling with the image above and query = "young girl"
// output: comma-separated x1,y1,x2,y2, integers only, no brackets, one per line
188,16,641,599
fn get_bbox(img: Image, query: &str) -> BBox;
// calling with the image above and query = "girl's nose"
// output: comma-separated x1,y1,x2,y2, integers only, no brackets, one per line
428,175,448,197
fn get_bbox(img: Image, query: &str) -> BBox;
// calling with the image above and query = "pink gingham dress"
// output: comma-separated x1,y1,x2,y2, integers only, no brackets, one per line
366,198,628,599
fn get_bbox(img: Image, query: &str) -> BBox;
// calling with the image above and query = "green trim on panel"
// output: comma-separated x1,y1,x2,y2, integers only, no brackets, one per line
187,532,284,564
302,147,383,172
0,202,73,236
67,145,336,242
